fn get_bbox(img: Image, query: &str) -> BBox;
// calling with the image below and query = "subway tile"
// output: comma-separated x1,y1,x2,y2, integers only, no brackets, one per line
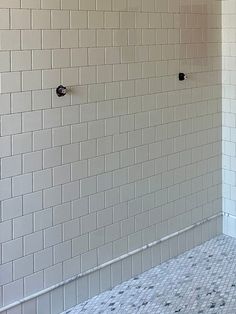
21,0,40,8
0,72,21,93
44,263,62,288
0,30,20,50
61,30,79,48
50,287,63,314
12,173,33,196
13,133,32,155
2,196,22,221
54,240,71,264
3,279,23,306
11,9,30,29
62,0,78,10
21,30,41,50
51,10,69,30
11,91,31,113
0,2,223,310
41,0,60,9
70,11,87,29
0,262,12,286
34,208,53,232
2,238,23,263
0,220,12,244
32,50,51,70
24,271,43,297
1,114,21,136
1,155,21,178
0,51,10,72
22,70,42,91
42,30,60,49
42,69,60,89
0,1,20,8
13,255,33,280
52,49,70,69
32,10,50,29
0,9,10,29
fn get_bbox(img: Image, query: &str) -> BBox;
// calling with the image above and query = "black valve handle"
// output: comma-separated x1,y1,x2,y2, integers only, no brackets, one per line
56,85,67,97
179,73,188,81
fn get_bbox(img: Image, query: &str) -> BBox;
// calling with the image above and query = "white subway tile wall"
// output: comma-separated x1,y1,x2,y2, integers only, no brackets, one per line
223,0,236,236
0,0,222,313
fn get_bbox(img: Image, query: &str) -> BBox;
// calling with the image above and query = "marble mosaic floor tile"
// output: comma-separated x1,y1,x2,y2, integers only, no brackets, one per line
65,235,236,313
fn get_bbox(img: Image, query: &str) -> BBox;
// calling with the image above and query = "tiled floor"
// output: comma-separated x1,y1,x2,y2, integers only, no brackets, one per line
66,235,236,313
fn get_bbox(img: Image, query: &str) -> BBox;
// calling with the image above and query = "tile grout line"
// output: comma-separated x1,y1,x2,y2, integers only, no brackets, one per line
0,212,222,313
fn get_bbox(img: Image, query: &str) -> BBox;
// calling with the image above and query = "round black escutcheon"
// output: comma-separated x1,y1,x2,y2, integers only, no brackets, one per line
56,85,67,97
179,73,187,81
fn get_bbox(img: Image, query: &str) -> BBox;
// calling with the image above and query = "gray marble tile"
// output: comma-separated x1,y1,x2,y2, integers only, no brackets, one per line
65,235,236,313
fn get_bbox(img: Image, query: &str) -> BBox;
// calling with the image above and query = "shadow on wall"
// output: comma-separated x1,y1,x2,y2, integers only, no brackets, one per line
180,4,219,75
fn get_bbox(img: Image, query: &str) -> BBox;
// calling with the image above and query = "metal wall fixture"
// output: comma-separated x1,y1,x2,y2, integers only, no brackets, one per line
179,73,188,81
56,85,68,97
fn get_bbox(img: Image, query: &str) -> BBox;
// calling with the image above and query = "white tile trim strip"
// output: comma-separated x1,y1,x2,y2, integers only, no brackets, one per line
0,213,222,314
